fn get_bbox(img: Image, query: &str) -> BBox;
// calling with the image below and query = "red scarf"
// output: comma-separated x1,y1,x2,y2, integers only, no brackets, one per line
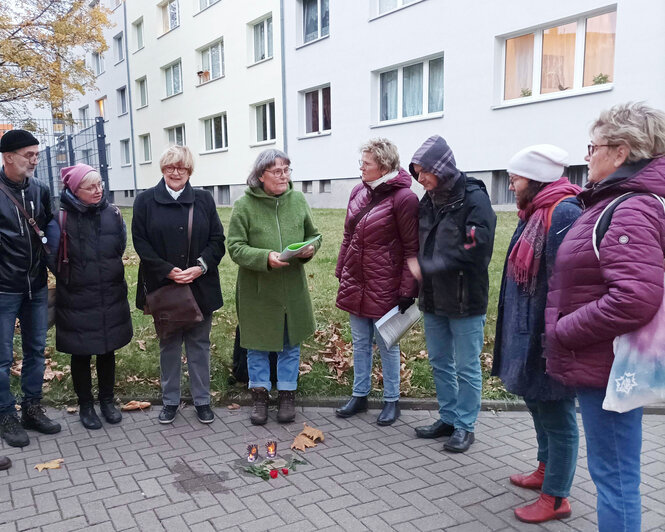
508,177,581,292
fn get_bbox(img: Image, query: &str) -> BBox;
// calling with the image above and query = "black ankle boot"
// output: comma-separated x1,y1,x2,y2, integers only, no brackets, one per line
335,396,368,418
79,403,102,430
377,401,400,426
99,399,122,424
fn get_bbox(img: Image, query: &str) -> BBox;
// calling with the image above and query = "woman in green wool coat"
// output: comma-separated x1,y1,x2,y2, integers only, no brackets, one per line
227,149,321,426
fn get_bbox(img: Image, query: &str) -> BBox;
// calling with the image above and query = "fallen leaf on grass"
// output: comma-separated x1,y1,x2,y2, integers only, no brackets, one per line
300,423,324,442
299,362,312,376
34,458,64,472
137,340,146,351
291,434,317,451
66,406,78,414
227,403,240,410
121,401,151,411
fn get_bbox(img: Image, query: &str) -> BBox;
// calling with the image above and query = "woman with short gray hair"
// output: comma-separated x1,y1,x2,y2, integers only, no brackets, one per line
228,148,321,425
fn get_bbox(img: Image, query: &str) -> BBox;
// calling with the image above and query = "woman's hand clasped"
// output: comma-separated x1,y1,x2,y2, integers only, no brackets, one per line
298,244,315,259
268,251,290,269
167,266,204,284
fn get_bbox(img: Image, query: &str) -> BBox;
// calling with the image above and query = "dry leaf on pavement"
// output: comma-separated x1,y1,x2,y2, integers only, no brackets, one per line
34,458,64,472
66,406,78,414
121,400,151,411
300,423,324,442
291,434,317,451
227,403,240,410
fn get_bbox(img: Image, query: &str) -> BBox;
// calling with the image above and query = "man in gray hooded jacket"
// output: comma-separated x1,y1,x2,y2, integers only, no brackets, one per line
407,135,496,453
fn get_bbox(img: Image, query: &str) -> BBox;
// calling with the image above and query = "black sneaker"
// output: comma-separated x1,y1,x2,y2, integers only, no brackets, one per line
21,402,61,434
0,413,29,447
195,404,214,424
158,404,178,424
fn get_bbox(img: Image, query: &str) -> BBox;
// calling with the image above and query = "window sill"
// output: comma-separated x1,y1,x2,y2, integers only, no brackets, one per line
297,131,332,140
196,75,225,88
371,112,443,128
158,26,180,40
296,34,330,50
121,163,132,168
493,83,614,109
114,59,125,66
194,1,220,17
118,112,128,117
370,0,426,22
133,46,144,55
95,71,105,77
249,140,276,148
247,56,273,69
136,104,148,110
139,161,152,166
199,148,229,155
161,92,183,102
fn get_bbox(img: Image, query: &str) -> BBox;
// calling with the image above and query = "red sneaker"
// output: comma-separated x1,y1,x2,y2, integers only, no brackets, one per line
514,493,571,523
510,461,545,489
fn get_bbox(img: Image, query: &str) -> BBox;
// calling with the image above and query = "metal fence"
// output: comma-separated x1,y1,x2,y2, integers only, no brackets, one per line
0,116,109,207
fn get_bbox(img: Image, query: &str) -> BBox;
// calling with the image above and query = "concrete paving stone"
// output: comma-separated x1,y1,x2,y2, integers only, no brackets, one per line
449,486,495,507
347,499,389,518
107,505,137,530
330,470,371,485
260,499,301,524
359,473,397,490
468,503,513,530
288,488,330,508
300,464,342,481
298,503,336,528
258,484,300,504
381,504,425,526
431,496,475,523
358,515,395,532
445,521,493,532
80,522,116,532
183,504,227,525
401,491,443,516
310,476,350,498
269,520,318,532
15,509,60,531
40,516,88,532
133,510,165,531
390,477,429,495
239,514,286,532
154,499,198,521
161,515,188,531
82,498,111,525
10,488,33,510
410,512,459,532
0,523,16,532
329,507,369,531
372,486,409,509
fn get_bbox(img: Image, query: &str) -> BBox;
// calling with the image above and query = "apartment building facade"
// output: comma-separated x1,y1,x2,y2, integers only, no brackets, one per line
67,0,665,207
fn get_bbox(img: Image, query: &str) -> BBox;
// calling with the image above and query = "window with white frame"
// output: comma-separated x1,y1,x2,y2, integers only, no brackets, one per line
120,139,131,166
199,0,220,11
319,179,331,193
139,134,151,162
304,85,331,134
136,77,148,108
302,0,329,43
166,125,185,146
378,0,419,15
113,33,124,63
92,52,104,75
161,0,179,33
163,61,182,97
95,96,107,119
252,16,273,63
133,19,144,51
254,101,276,142
78,106,89,125
203,113,228,151
502,9,616,101
378,55,444,122
200,40,224,83
117,87,127,115
302,181,313,194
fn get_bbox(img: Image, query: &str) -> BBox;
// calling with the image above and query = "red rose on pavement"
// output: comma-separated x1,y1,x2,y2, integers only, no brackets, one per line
269,469,278,479
281,468,289,475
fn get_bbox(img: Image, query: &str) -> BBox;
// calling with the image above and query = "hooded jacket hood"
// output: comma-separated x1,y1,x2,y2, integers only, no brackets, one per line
409,135,462,184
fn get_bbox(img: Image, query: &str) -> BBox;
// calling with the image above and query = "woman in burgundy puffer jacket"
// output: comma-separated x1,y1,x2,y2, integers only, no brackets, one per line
335,138,419,426
545,103,665,532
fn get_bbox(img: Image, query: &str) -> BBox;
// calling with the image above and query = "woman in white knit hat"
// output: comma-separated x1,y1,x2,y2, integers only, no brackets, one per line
491,144,582,523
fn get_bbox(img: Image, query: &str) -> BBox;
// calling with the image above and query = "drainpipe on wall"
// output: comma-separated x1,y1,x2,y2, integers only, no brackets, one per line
123,0,138,196
280,0,287,154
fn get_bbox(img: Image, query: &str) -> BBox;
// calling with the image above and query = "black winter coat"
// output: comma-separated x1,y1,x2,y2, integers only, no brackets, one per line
417,174,496,318
132,179,225,315
55,190,133,355
0,169,52,294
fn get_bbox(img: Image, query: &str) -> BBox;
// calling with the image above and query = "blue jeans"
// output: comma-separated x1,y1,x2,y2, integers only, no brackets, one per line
248,325,299,391
423,313,485,432
349,314,400,402
577,387,642,532
0,286,49,414
524,398,579,497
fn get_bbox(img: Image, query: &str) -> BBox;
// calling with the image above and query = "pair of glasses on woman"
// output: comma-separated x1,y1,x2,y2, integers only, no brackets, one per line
587,144,619,156
264,167,292,177
163,165,190,174
79,183,104,193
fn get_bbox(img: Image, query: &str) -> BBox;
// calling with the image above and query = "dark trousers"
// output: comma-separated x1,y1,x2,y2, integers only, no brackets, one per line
70,352,116,404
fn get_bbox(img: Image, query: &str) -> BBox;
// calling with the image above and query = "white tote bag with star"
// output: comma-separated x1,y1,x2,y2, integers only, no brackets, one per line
593,193,665,412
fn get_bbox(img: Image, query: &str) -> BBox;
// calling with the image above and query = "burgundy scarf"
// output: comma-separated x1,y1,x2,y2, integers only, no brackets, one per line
508,177,581,292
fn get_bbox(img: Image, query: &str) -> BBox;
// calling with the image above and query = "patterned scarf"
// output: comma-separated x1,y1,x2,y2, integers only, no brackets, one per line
508,177,581,292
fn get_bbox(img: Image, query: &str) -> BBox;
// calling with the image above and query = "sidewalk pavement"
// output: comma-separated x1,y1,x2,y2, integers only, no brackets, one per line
1,404,664,532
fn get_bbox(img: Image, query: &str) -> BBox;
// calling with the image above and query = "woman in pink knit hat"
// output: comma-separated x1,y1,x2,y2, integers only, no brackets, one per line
55,164,132,429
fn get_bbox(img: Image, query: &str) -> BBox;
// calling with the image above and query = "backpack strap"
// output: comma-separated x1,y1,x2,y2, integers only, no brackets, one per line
57,209,69,280
545,195,576,233
592,192,665,259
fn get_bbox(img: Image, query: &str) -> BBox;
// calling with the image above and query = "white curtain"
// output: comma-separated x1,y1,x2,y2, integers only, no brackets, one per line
380,70,398,121
428,58,444,112
403,63,423,117
304,0,318,42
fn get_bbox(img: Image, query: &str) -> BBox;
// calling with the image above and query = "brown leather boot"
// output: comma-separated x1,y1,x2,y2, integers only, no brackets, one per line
514,493,571,523
510,461,546,489
250,387,268,425
277,391,296,423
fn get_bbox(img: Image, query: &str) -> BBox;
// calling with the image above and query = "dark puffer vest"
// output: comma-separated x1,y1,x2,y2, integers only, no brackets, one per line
335,169,419,319
55,189,133,356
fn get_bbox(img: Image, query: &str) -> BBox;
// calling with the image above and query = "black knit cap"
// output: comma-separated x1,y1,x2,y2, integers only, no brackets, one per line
0,129,40,153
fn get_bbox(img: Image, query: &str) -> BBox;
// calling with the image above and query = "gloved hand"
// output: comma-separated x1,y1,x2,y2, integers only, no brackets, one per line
398,297,415,314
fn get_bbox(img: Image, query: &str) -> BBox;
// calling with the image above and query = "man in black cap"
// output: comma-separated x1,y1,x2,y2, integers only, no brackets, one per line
0,129,61,449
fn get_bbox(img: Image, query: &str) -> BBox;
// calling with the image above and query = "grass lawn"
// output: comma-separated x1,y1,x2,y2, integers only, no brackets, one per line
13,207,519,405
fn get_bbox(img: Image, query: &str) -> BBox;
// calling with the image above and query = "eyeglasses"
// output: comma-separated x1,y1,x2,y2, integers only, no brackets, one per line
264,167,292,177
13,151,40,162
79,182,104,193
587,144,618,157
163,165,190,174
358,159,376,168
